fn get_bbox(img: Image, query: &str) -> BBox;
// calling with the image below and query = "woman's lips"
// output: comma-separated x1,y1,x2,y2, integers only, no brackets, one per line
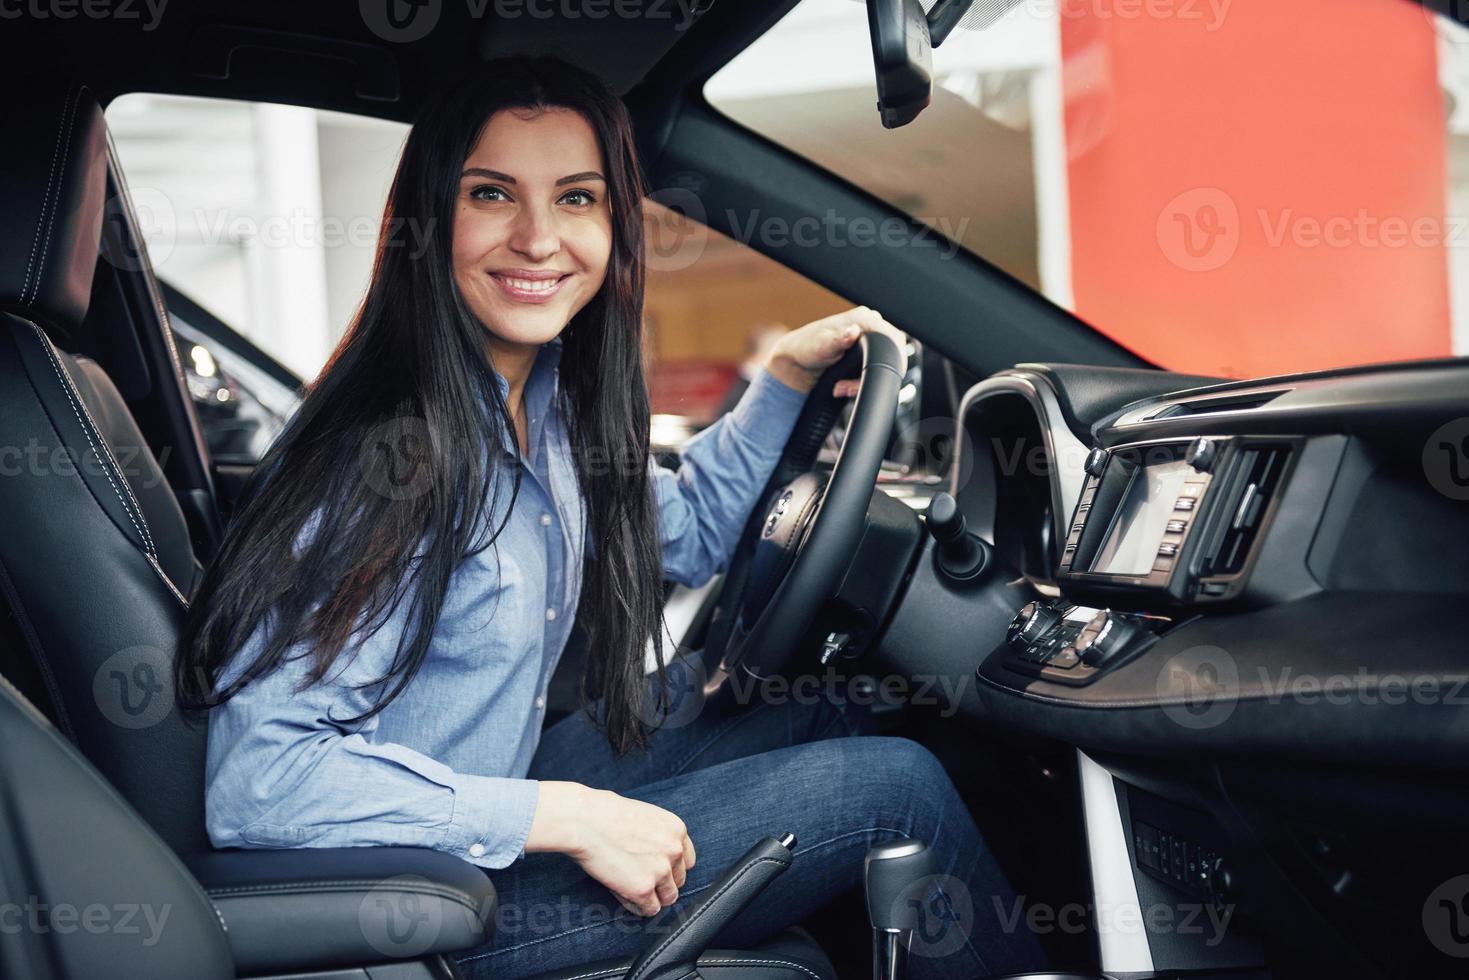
490,272,570,304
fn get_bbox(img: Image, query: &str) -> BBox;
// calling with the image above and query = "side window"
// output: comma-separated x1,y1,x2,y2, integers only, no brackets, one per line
107,94,409,463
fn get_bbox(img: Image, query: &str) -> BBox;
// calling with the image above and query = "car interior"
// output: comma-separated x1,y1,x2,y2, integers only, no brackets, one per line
3,1,1469,979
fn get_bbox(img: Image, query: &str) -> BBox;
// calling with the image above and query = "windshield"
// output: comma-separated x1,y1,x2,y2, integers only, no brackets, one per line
707,0,1469,379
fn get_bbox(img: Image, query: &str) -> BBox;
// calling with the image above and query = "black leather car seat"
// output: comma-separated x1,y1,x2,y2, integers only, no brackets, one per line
0,78,839,980
0,79,210,855
0,675,235,980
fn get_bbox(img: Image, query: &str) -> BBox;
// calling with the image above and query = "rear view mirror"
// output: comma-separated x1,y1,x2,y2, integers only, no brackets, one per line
865,0,979,129
866,0,932,129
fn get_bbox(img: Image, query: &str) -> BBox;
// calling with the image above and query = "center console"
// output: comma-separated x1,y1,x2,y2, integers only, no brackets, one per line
996,436,1297,686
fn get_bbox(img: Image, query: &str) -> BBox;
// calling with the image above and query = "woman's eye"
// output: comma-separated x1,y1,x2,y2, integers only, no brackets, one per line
469,185,509,202
560,189,596,207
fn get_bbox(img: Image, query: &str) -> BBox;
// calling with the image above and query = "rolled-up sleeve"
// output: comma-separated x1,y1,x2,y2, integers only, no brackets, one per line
654,367,807,587
204,574,540,870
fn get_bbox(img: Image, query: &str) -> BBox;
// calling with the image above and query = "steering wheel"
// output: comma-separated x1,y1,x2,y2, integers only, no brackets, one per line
702,330,905,689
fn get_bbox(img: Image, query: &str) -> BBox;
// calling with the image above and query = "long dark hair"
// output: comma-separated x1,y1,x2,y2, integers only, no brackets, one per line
176,55,666,754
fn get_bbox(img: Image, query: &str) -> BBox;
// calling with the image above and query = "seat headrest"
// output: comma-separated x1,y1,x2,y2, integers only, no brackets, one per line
0,81,108,338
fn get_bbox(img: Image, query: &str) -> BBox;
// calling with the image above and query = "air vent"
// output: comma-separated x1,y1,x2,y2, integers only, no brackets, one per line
1149,389,1287,420
1199,445,1291,576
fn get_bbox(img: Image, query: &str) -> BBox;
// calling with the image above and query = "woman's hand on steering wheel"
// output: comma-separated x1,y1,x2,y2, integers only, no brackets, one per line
764,306,908,397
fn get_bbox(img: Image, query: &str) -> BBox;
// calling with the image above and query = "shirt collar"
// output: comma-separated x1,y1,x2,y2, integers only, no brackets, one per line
480,338,563,459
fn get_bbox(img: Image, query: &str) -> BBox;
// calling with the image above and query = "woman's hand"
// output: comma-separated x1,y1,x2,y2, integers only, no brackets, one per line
525,781,696,917
764,306,908,397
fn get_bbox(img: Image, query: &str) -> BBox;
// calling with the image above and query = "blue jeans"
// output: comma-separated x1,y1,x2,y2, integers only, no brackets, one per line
452,663,1046,979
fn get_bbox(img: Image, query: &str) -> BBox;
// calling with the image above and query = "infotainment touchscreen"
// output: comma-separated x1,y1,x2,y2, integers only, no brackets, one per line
1089,458,1194,576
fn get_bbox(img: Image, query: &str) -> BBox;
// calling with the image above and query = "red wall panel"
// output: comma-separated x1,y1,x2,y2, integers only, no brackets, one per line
1062,0,1451,377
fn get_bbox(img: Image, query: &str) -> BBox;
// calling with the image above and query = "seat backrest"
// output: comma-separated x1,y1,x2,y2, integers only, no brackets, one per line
0,80,210,856
0,675,233,980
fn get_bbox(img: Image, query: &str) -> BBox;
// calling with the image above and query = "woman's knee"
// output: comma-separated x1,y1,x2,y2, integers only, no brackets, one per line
813,735,961,817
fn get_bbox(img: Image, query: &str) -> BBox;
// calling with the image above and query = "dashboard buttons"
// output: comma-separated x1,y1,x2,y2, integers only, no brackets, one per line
1134,820,1220,900
1174,496,1197,511
1084,447,1109,478
999,601,1162,686
1165,519,1187,534
1157,542,1179,558
1050,646,1081,669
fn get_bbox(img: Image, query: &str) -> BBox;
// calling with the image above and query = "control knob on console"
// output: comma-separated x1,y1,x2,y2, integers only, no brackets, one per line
1075,609,1141,666
1185,437,1218,473
1007,601,1060,652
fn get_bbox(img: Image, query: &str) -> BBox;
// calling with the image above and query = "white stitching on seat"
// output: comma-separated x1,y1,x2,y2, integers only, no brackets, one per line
698,959,823,980
145,552,188,608
27,323,157,557
21,84,78,306
548,956,823,980
30,84,84,308
205,879,479,910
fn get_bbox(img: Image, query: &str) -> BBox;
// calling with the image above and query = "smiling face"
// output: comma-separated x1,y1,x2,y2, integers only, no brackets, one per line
452,106,613,361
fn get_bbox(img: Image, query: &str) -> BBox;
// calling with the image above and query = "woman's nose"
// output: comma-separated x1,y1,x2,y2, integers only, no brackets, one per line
508,203,561,262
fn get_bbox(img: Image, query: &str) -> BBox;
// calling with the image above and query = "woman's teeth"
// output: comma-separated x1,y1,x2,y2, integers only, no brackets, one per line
500,277,559,292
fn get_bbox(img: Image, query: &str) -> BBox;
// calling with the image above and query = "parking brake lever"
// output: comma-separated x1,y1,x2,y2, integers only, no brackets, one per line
624,832,796,980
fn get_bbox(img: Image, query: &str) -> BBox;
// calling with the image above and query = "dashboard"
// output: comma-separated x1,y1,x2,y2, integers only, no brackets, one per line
874,356,1469,977
945,358,1469,753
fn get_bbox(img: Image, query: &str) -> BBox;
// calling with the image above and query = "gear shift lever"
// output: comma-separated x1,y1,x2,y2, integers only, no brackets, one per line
864,838,937,980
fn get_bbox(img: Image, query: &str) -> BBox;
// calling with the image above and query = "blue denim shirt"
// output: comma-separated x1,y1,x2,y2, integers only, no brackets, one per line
203,341,807,869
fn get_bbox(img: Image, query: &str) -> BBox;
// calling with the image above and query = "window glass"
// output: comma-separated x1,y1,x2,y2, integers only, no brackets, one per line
707,0,1469,379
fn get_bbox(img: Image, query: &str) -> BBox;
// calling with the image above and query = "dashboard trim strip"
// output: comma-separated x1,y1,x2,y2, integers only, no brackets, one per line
955,371,1090,549
1078,750,1156,974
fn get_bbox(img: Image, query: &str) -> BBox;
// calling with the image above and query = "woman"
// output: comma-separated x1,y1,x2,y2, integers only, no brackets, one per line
178,56,1044,979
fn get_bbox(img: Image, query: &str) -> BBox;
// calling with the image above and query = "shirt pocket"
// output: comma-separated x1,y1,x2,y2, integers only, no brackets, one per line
434,542,543,651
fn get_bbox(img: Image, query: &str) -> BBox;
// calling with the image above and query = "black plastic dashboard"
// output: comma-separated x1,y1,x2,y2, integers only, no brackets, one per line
870,356,1469,975
944,357,1469,770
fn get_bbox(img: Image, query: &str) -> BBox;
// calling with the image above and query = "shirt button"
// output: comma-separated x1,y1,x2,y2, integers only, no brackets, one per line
468,843,486,858
540,513,552,526
545,607,557,621
535,696,546,710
